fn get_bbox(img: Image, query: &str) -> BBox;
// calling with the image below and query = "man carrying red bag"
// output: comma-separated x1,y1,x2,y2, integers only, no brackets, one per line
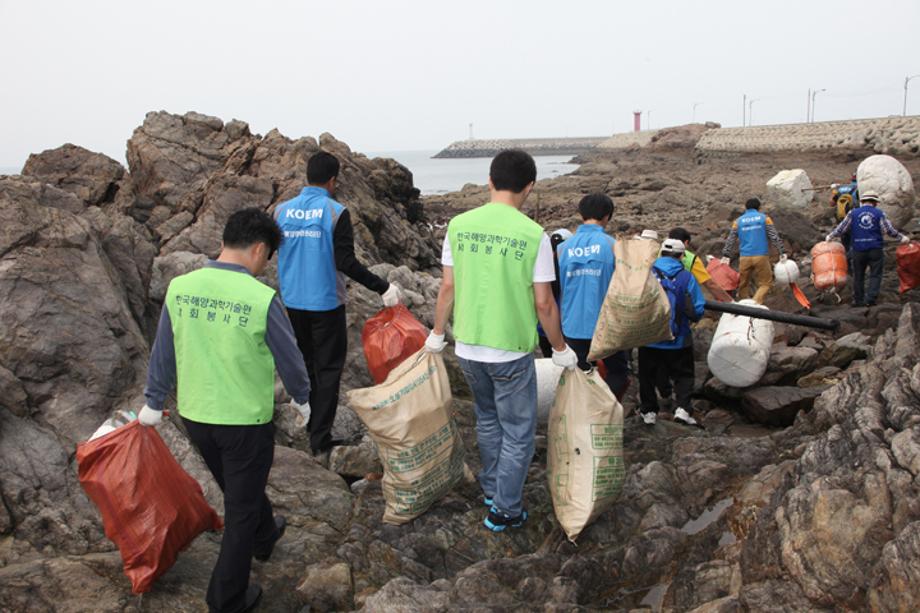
142,208,313,613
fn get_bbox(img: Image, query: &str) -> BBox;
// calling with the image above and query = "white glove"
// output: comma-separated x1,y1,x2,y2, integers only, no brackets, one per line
552,345,579,370
138,405,163,426
382,284,401,307
425,331,447,353
825,234,834,242
901,235,911,244
719,257,730,265
291,400,311,428
780,254,788,262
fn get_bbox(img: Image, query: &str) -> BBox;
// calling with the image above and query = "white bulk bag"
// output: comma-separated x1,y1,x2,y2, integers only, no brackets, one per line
706,299,775,387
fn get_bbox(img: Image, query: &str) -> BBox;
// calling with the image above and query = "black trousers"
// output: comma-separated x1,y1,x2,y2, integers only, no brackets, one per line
287,305,348,453
537,334,553,359
638,346,695,414
182,418,277,613
851,248,884,305
565,337,630,401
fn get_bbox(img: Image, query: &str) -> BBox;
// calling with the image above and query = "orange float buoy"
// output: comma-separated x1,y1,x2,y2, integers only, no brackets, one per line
810,241,848,291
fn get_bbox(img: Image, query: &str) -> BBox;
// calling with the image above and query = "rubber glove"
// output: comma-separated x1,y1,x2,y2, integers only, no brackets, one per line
425,331,447,353
719,257,730,266
901,235,911,244
291,400,311,428
552,345,578,370
381,284,402,307
138,405,163,426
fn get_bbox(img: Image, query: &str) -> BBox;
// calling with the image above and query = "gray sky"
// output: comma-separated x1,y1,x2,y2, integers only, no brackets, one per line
2,0,919,168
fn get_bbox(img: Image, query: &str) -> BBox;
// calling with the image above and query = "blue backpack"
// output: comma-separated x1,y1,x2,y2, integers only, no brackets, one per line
654,268,691,337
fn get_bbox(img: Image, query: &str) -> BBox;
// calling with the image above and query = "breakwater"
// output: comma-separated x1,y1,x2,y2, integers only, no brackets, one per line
434,116,920,160
433,137,607,158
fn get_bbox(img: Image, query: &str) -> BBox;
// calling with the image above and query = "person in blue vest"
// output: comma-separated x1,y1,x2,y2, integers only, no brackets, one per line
141,208,313,613
274,151,401,459
826,191,910,307
556,194,630,399
831,173,859,258
720,197,786,304
638,239,706,427
537,228,573,357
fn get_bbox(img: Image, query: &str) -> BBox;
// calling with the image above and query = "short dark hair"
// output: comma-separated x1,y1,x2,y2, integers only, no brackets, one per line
222,208,282,255
745,197,762,210
307,151,340,185
489,149,537,193
668,227,692,242
578,194,614,221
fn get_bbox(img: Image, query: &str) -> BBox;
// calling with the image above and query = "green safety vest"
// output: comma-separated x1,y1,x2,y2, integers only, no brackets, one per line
165,267,276,425
681,249,698,273
448,202,544,352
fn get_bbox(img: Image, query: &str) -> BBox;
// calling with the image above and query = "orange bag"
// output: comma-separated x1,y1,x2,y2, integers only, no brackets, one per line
897,241,920,293
362,304,428,384
706,257,740,292
77,421,222,594
810,241,848,291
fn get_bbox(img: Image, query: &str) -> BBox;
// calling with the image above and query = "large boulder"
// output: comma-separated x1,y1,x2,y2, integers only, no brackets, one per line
766,169,814,209
740,385,827,427
22,144,125,206
0,180,149,442
856,154,916,227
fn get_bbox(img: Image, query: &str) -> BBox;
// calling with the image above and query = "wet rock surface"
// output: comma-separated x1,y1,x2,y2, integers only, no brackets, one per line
1,111,920,610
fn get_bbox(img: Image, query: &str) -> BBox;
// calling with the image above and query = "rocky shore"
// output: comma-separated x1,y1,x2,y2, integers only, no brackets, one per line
2,110,920,611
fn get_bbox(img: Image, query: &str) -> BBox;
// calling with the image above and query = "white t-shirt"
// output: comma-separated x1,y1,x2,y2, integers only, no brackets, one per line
441,232,555,363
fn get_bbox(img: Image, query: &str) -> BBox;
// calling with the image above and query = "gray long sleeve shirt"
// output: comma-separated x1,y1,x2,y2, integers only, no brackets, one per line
144,260,311,411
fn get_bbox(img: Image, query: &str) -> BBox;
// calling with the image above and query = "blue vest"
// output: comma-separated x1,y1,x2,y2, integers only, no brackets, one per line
275,187,345,311
557,225,616,339
850,205,885,251
737,209,769,256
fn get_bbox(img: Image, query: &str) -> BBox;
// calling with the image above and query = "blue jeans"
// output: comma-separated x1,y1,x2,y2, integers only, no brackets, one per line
458,354,537,517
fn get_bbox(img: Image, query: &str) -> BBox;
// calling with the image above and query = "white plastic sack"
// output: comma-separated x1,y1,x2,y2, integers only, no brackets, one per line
535,358,564,423
773,259,800,288
857,154,916,227
707,300,775,388
766,169,814,209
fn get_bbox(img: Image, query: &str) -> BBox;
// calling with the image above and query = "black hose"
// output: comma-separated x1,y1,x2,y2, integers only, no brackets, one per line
704,300,840,331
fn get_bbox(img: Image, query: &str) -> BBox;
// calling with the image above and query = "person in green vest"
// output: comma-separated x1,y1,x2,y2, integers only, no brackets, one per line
140,208,312,613
426,149,578,532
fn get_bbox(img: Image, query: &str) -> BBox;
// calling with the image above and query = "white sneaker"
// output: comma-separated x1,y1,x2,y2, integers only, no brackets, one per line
641,412,657,425
674,407,698,426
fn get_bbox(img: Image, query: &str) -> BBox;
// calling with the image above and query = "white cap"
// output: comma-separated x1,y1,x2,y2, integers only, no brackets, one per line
660,238,686,255
551,228,573,241
638,229,659,240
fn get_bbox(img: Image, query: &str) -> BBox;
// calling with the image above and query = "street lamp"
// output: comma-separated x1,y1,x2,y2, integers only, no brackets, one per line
748,98,761,126
810,88,826,122
904,75,920,116
692,102,702,122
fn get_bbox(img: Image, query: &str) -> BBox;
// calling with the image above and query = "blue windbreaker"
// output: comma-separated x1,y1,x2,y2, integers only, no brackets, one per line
647,256,706,350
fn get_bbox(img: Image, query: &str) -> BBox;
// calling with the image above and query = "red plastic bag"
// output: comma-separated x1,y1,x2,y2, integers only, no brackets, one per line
897,241,920,293
77,421,222,594
706,257,740,292
362,305,428,384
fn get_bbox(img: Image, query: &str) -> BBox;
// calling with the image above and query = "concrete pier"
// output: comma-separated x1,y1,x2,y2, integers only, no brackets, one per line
433,136,607,158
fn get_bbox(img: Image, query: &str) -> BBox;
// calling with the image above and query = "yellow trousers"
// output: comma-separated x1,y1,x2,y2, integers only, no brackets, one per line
738,255,773,303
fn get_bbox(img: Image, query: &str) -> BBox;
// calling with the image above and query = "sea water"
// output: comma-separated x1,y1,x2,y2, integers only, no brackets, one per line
2,152,581,197
369,150,579,196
